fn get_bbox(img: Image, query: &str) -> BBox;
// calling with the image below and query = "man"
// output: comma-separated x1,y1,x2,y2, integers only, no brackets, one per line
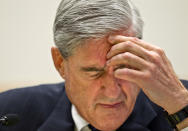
0,0,188,131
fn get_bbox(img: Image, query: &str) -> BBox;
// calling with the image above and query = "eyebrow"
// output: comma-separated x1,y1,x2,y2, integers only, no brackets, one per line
80,66,105,72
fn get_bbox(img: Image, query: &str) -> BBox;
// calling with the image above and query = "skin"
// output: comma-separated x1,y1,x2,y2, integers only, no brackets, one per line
52,33,188,130
106,35,188,130
51,35,140,131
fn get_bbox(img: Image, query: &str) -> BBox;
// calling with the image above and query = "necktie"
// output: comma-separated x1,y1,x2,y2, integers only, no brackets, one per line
81,125,91,131
88,124,100,131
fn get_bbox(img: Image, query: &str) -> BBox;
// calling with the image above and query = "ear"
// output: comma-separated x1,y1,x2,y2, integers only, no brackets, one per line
51,47,66,79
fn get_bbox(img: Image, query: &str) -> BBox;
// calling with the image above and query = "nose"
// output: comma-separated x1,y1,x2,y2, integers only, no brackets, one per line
101,72,122,99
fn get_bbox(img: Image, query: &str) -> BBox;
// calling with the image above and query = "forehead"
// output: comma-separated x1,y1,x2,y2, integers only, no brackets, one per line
74,37,110,66
69,30,134,67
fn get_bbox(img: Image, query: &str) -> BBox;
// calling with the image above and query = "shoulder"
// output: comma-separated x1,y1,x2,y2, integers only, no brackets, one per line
181,79,188,89
0,82,65,130
0,82,65,109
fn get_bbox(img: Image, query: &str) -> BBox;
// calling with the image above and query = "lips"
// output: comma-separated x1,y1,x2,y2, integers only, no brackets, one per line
99,102,123,108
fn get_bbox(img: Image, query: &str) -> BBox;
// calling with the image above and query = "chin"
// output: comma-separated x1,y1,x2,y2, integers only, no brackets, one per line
95,119,125,131
90,104,131,131
93,111,130,131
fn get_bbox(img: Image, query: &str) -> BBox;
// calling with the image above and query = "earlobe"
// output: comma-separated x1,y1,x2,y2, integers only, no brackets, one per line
51,47,65,79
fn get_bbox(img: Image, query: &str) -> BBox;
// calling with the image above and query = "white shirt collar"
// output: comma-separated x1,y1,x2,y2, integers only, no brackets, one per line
71,105,89,131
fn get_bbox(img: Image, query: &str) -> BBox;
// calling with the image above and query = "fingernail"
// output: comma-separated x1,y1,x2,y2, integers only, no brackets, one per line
108,35,115,43
106,53,110,59
106,60,111,66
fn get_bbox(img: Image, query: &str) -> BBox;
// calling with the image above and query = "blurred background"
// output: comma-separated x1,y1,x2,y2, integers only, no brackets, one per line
0,0,188,91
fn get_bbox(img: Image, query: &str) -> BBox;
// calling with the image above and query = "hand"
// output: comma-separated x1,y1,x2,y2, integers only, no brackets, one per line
106,35,188,114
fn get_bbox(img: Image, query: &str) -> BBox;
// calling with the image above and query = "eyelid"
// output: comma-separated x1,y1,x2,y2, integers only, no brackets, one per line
81,67,105,72
90,70,105,78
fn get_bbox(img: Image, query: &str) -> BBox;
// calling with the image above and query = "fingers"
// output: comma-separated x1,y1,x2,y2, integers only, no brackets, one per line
108,35,159,51
114,68,144,84
107,35,170,67
106,35,171,85
107,35,188,113
107,52,150,71
108,35,135,45
107,40,150,60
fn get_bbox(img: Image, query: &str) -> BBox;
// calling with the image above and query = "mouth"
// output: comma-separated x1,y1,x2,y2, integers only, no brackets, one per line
98,101,124,108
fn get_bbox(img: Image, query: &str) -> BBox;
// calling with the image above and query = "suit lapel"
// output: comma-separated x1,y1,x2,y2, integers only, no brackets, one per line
38,86,158,131
38,84,74,131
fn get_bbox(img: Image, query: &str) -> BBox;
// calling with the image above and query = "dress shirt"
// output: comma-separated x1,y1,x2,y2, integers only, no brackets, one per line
72,105,90,131
72,105,116,131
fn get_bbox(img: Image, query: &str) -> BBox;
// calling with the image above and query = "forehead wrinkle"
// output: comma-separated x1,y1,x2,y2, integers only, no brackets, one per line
80,37,110,64
92,37,110,60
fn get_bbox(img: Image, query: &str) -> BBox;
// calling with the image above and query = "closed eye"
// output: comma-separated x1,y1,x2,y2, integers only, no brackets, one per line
113,64,139,71
89,71,104,78
80,66,106,79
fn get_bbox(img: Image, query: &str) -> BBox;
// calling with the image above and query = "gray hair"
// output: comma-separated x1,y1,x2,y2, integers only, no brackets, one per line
53,0,144,58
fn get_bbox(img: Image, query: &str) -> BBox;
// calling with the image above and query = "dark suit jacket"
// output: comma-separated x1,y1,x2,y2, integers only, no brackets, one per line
0,80,188,131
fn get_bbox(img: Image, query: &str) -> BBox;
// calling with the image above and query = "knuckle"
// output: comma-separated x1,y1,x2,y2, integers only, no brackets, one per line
123,41,132,48
153,54,161,64
117,53,124,59
149,51,161,64
143,70,152,80
122,52,132,58
155,47,165,55
149,63,157,72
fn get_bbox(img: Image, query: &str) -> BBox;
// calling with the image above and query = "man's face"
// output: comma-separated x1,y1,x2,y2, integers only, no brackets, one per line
62,35,140,130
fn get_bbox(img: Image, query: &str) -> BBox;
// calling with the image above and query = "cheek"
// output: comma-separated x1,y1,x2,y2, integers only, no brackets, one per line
65,69,101,109
65,75,103,122
119,80,140,101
